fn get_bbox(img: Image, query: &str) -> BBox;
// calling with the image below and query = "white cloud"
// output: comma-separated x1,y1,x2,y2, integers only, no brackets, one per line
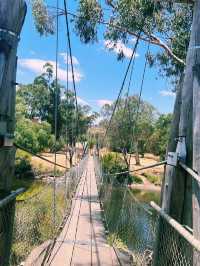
77,97,89,106
30,50,36,56
130,37,136,44
60,95,89,106
104,40,139,59
60,53,79,65
18,58,83,83
159,90,176,97
96,99,113,107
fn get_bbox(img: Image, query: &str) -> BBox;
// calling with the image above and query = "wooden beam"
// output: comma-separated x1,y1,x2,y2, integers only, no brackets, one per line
0,1,27,265
192,1,200,265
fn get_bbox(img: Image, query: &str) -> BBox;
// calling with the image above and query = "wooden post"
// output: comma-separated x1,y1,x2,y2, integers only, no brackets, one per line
192,1,200,264
155,0,200,265
0,1,26,265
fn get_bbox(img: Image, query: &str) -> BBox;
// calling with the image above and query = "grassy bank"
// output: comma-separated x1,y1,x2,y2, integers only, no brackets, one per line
10,180,67,265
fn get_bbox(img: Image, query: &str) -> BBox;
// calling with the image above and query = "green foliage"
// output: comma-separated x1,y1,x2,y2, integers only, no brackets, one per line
31,1,193,80
101,153,131,184
101,98,172,159
149,113,172,159
31,0,54,35
75,0,193,80
143,172,161,186
11,182,67,265
15,118,52,154
15,150,33,179
101,96,156,156
132,175,143,184
16,63,95,157
75,0,102,43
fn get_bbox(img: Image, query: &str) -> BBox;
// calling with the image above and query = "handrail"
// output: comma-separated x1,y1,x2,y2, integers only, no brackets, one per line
150,201,200,253
179,161,200,183
0,188,25,208
104,160,167,176
14,143,68,170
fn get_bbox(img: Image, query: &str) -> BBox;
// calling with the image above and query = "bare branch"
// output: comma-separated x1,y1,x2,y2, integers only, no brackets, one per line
101,21,186,66
57,10,186,66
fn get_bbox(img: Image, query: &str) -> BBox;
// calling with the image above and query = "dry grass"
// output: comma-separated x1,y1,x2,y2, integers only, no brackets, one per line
100,149,164,186
129,154,164,186
31,152,77,174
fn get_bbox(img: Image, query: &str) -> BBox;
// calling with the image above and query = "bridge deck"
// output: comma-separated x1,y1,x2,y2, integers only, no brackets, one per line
47,156,120,266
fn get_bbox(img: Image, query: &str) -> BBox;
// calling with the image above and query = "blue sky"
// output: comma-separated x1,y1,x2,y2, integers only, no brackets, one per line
17,1,175,114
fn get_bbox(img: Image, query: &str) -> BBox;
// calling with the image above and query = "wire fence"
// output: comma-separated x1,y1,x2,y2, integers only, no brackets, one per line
9,156,87,266
153,216,200,266
94,155,200,266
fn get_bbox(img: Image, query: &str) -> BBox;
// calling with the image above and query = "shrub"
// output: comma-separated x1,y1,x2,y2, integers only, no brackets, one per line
15,118,52,154
15,150,33,179
101,152,131,184
143,172,161,185
132,175,143,184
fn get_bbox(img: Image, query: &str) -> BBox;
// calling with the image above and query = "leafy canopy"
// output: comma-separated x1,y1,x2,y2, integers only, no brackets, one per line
31,0,193,79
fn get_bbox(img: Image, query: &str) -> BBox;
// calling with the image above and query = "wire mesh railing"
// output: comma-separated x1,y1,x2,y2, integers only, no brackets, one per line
94,155,200,266
9,156,87,266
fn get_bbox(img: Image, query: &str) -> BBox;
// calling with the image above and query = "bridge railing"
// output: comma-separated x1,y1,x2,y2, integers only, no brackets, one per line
94,154,200,266
8,155,87,266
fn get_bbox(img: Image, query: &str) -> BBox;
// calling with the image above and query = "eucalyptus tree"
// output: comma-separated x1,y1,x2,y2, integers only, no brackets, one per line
101,96,157,166
31,0,193,81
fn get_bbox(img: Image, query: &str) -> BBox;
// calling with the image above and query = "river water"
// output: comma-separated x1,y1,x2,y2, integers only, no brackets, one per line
101,185,161,263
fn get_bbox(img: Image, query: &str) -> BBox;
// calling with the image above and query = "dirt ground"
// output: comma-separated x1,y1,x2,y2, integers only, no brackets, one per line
31,152,79,174
130,153,164,177
129,153,164,190
100,149,164,190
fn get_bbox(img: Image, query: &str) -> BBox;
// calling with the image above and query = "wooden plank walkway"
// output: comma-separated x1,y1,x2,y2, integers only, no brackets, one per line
47,156,120,266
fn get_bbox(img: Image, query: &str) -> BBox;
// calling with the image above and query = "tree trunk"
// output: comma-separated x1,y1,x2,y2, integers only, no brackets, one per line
0,1,27,265
135,142,140,165
69,152,73,167
122,150,129,169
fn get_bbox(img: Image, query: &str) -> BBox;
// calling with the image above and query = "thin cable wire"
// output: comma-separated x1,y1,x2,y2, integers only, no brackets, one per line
70,172,87,266
64,42,69,211
14,143,68,170
47,169,85,264
118,53,137,168
63,0,79,137
53,0,59,229
102,32,141,143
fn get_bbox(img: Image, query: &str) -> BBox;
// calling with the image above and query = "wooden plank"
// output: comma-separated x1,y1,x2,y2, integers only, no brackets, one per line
48,156,120,266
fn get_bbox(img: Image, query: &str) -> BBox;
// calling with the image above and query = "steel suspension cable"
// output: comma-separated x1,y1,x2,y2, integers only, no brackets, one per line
47,169,85,264
64,42,69,210
102,32,141,143
127,41,151,166
118,54,138,166
53,0,59,228
63,0,79,139
128,2,156,166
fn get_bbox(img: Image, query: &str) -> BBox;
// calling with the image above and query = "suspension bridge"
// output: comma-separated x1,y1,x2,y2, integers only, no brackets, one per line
44,156,120,266
1,0,200,265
